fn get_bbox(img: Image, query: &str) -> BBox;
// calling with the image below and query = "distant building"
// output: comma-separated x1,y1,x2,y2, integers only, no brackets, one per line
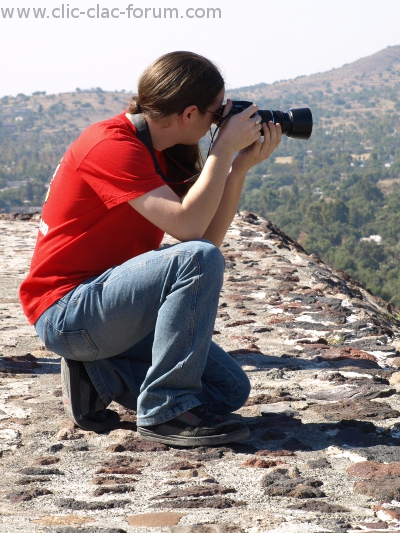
312,187,323,195
360,235,382,244
6,180,28,188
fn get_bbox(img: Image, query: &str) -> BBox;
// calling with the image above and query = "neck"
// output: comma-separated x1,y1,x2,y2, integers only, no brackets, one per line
147,118,183,151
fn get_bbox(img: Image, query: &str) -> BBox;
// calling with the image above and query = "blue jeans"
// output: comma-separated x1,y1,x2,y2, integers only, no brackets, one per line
34,240,250,426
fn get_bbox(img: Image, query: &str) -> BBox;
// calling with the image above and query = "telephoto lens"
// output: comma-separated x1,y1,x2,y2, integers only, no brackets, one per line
225,101,313,140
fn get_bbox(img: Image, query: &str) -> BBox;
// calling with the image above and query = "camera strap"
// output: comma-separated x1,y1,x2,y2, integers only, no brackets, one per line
125,113,200,187
125,112,170,182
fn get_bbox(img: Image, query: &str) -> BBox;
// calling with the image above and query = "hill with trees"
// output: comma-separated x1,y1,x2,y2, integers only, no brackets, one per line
1,45,400,305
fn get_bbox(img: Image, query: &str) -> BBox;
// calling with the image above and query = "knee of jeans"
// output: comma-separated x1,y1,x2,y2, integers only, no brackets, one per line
193,240,225,279
230,372,251,412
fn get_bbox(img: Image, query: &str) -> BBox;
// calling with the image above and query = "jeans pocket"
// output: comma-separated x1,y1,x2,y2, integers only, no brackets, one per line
44,318,99,361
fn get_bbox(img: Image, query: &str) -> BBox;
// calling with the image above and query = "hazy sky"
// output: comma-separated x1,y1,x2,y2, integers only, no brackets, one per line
1,0,399,97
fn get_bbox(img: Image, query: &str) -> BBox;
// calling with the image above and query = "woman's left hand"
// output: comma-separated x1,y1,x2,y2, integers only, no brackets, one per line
231,120,282,174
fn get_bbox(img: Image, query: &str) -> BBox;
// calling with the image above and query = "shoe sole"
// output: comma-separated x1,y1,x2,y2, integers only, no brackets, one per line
137,426,250,447
61,358,119,432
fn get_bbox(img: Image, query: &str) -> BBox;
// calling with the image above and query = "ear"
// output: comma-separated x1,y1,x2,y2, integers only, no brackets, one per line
181,105,198,124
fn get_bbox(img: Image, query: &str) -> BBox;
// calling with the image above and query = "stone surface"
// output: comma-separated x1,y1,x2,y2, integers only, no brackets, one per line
151,485,236,500
353,477,400,502
310,399,400,421
260,469,325,498
152,497,245,509
347,461,400,479
288,501,349,512
389,371,400,384
2,213,400,531
163,461,204,471
31,516,95,526
242,458,285,468
106,438,169,452
259,403,298,417
168,527,244,533
126,512,185,526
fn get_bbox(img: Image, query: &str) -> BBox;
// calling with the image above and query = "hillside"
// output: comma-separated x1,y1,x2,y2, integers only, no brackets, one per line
1,45,400,304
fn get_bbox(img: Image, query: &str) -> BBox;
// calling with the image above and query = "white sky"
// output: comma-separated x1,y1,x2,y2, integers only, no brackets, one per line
1,0,399,97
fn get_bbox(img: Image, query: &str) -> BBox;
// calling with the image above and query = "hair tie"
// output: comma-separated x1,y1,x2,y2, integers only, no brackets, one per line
136,101,142,113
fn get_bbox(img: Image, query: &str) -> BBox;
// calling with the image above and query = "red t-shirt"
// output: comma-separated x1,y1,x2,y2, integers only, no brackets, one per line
19,113,167,325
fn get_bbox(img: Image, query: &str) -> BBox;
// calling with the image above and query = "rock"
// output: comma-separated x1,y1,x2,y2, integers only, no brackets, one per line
262,428,287,440
255,450,296,457
259,403,298,417
375,505,400,521
245,393,298,406
163,461,204,471
106,438,168,452
353,476,400,502
94,466,141,475
6,488,52,502
93,485,133,496
168,526,244,533
31,516,94,526
151,497,245,509
0,353,41,373
289,484,325,498
313,346,378,363
175,469,200,478
56,427,84,441
151,485,236,500
91,476,137,485
288,501,349,512
361,521,391,529
47,443,64,452
389,372,400,384
304,458,331,469
253,415,302,430
16,476,51,485
347,461,400,479
261,470,324,498
34,456,60,465
281,438,312,451
242,458,286,468
310,399,400,421
48,526,127,533
19,467,64,476
97,456,148,468
334,428,384,447
348,339,396,352
355,445,400,463
224,319,256,327
307,384,395,401
126,512,185,527
173,448,226,461
57,498,130,510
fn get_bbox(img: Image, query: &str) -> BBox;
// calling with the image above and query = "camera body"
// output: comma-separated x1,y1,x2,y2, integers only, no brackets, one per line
222,100,313,140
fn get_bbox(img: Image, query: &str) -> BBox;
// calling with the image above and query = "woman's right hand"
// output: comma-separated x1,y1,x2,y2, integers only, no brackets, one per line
211,100,263,156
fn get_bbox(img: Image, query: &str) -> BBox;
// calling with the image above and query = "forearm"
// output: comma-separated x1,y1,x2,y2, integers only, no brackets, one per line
202,166,247,247
179,145,235,236
129,145,236,242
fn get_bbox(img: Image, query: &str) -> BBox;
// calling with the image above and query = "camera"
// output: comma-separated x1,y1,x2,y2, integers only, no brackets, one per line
220,100,313,140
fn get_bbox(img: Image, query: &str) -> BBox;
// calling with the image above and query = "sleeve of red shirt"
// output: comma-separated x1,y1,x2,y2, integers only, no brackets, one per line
77,130,166,209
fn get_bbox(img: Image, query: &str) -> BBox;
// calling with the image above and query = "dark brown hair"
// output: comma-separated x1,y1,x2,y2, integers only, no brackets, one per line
129,51,224,187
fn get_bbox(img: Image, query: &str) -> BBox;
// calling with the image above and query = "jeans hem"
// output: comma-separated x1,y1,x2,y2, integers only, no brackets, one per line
83,361,114,405
136,398,201,427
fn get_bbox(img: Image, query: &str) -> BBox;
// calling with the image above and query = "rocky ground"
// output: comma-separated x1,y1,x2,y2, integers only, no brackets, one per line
2,211,400,533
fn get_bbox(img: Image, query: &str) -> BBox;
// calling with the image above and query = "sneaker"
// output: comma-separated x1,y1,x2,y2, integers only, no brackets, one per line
61,358,120,432
137,405,250,447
